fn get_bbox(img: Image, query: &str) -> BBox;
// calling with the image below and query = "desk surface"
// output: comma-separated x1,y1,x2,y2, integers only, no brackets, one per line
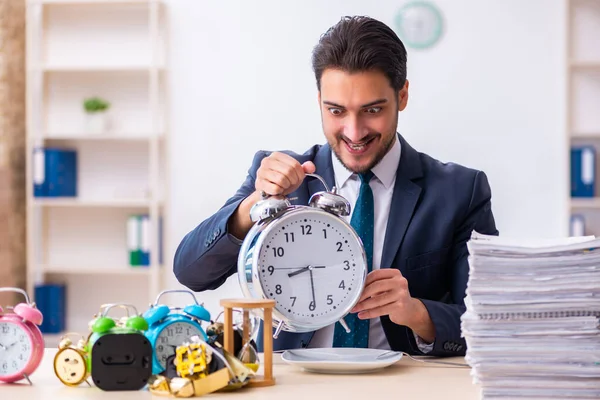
0,349,480,399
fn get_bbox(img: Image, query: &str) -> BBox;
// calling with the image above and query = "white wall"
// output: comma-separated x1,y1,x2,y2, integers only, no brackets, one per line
164,0,567,317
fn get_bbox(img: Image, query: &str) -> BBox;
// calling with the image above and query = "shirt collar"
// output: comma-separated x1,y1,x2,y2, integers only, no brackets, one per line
331,134,401,190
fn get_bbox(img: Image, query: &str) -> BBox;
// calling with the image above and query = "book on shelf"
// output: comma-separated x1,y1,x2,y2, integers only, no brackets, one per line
127,214,162,267
33,146,77,197
570,145,595,198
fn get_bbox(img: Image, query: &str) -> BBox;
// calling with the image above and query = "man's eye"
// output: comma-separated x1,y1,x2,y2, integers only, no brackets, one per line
328,108,343,116
366,107,382,114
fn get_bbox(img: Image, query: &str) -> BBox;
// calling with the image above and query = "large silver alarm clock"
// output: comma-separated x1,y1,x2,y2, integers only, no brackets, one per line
237,173,368,338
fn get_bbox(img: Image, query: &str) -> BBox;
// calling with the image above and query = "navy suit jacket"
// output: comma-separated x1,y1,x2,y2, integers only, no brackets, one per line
173,134,498,356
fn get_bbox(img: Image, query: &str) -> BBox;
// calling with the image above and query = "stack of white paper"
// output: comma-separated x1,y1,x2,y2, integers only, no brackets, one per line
462,231,600,399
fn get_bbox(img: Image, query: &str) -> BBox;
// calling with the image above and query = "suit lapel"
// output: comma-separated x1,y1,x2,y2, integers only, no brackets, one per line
308,143,335,196
380,135,423,270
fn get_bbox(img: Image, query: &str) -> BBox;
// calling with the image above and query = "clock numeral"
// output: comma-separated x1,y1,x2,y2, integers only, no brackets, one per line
322,229,327,239
1,362,7,371
267,265,274,275
167,328,174,336
19,354,24,361
327,295,333,305
160,336,168,344
157,345,164,352
21,344,27,352
339,280,346,290
290,297,297,307
1,325,8,334
186,328,192,336
19,335,25,343
336,242,343,252
309,301,316,311
343,260,350,270
272,247,285,257
275,284,282,295
175,326,183,335
12,361,17,369
284,232,295,243
301,224,312,235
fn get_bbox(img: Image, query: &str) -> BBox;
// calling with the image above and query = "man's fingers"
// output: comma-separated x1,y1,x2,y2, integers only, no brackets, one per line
352,291,398,313
260,168,293,191
255,177,286,196
357,303,397,320
302,161,316,174
357,279,395,303
364,268,402,286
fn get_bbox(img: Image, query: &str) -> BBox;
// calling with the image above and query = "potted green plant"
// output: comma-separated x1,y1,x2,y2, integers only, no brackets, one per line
83,96,110,134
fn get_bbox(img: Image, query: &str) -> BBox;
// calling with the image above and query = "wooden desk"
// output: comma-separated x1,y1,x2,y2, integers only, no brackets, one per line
0,349,481,399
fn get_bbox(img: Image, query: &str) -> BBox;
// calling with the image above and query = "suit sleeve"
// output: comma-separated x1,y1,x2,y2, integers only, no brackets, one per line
173,151,267,292
409,170,499,356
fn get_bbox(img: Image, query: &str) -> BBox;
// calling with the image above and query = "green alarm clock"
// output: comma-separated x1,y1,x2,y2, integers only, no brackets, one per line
143,289,211,375
86,303,152,391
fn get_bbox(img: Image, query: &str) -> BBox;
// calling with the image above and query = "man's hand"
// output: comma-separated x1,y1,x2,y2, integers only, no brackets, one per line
350,269,436,344
228,152,315,240
255,152,315,196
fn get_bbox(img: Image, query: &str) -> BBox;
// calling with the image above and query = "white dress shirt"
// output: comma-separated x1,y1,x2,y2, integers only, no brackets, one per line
308,136,433,353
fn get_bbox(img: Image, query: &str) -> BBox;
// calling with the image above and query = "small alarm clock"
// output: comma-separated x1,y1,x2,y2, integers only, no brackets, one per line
53,333,91,387
143,289,211,375
86,303,152,391
0,287,44,384
237,173,368,337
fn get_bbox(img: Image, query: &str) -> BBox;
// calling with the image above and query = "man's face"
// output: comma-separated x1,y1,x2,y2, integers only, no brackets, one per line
319,69,408,174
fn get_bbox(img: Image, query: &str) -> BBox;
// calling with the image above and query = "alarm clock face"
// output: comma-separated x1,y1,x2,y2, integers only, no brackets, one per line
54,348,87,385
257,210,367,326
0,321,33,377
154,322,204,369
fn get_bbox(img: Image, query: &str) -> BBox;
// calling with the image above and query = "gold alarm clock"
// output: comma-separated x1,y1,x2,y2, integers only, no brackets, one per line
53,333,91,387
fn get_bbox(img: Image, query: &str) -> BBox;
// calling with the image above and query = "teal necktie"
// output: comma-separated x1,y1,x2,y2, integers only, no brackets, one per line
332,171,374,348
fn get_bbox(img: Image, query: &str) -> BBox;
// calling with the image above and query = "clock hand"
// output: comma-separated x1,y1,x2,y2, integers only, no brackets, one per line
309,268,316,308
288,266,309,278
0,343,5,351
7,341,18,349
287,265,326,278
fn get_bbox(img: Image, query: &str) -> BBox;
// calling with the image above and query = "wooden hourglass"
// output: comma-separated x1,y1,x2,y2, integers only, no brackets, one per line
219,298,276,387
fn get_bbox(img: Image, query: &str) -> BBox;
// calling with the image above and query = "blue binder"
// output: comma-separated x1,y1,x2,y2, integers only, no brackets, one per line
33,147,78,197
35,283,66,334
571,146,595,197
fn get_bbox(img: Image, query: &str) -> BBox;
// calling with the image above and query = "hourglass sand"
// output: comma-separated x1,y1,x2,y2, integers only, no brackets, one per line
219,299,276,387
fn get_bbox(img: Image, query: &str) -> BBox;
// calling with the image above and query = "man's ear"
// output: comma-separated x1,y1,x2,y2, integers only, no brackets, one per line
398,80,409,112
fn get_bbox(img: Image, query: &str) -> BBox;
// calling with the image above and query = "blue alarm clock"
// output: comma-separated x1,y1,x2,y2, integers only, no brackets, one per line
143,289,211,375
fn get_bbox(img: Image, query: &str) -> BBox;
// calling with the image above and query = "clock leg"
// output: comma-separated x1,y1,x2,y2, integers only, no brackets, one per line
338,317,351,333
23,373,32,386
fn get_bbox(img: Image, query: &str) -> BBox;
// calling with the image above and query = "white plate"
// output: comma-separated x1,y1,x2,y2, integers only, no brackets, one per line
281,348,403,374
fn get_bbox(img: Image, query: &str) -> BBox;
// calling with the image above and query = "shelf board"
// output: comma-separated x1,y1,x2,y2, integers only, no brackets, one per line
36,0,155,5
32,198,154,208
40,133,162,141
570,61,600,71
571,132,600,139
41,265,153,275
571,198,600,209
40,64,163,73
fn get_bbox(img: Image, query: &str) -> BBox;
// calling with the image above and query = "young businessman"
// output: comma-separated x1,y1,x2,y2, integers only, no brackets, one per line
173,16,498,356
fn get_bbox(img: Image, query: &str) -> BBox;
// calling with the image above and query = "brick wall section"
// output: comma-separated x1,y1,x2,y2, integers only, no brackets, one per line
0,0,26,307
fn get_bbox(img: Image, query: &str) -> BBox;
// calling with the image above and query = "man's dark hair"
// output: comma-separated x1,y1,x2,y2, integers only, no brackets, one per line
311,16,407,93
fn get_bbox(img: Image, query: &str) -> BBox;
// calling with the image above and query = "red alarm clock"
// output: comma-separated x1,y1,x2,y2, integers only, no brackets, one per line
0,287,45,384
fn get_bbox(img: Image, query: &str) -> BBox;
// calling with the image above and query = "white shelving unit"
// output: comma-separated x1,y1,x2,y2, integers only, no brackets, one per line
567,0,600,235
25,0,169,338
